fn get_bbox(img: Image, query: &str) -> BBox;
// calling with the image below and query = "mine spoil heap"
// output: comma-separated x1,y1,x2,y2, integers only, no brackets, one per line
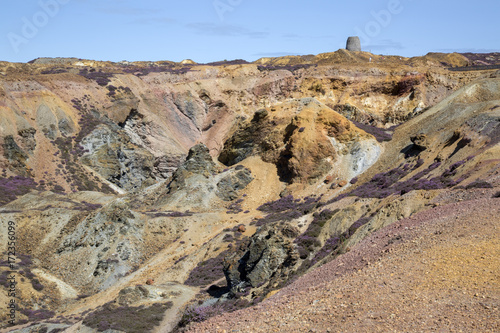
0,51,499,333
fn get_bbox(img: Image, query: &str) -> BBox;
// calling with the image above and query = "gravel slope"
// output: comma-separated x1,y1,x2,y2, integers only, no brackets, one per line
188,196,500,332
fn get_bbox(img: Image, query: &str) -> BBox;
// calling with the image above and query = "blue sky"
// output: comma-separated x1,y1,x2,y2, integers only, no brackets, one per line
0,0,498,63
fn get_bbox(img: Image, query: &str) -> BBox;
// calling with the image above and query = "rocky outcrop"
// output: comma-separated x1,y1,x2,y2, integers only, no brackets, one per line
223,222,300,293
80,125,157,192
219,99,376,184
165,143,215,194
2,135,30,176
17,128,37,153
216,167,253,201
153,143,253,210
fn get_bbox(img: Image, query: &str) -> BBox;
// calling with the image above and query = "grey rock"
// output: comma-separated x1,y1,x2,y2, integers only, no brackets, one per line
223,222,300,292
173,91,207,130
30,57,80,64
36,104,59,139
184,143,216,174
17,128,37,153
2,135,30,176
117,285,150,306
216,168,254,201
80,125,157,192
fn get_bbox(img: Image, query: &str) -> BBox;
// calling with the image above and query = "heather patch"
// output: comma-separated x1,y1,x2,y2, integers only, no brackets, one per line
295,209,339,258
20,309,55,322
252,195,319,227
185,234,250,287
184,250,228,287
462,179,493,189
121,65,191,76
328,159,467,202
78,68,113,86
82,302,172,332
147,210,193,218
0,176,39,206
257,64,314,72
351,120,393,142
226,198,244,214
179,297,252,327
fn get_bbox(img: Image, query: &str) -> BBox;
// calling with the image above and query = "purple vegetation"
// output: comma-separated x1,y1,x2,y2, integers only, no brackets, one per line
252,195,319,227
463,179,493,189
179,297,252,326
0,176,39,206
121,65,191,76
295,209,339,257
20,309,55,322
351,121,393,142
40,68,68,75
180,303,226,324
78,68,113,86
226,198,244,214
327,159,467,202
184,250,229,287
204,59,250,66
82,302,172,332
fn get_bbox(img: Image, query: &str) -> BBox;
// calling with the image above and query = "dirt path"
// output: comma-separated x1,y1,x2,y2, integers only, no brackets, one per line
188,197,500,332
154,284,197,333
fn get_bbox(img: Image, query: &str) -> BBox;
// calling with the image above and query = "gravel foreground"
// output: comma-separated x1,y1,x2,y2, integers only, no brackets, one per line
187,197,500,332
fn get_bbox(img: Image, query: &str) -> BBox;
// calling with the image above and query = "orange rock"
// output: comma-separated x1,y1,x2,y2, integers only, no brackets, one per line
338,180,348,187
146,278,154,285
324,175,333,184
238,225,246,233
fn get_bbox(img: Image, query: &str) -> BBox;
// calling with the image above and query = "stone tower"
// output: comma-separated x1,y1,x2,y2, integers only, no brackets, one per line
346,36,361,52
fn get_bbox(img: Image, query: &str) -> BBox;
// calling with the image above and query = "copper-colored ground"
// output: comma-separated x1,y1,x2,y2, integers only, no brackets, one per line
188,197,500,332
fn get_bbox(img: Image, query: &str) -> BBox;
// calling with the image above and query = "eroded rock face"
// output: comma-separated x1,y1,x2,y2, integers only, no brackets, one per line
165,143,216,194
17,128,37,153
219,99,376,184
183,143,216,174
223,222,300,293
54,200,146,292
2,135,30,176
80,125,157,192
154,143,253,210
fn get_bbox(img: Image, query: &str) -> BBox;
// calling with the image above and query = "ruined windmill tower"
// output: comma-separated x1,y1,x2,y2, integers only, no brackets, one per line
346,36,361,52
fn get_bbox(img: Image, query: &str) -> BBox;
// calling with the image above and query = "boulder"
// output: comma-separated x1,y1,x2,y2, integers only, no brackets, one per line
117,285,150,306
223,222,299,293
